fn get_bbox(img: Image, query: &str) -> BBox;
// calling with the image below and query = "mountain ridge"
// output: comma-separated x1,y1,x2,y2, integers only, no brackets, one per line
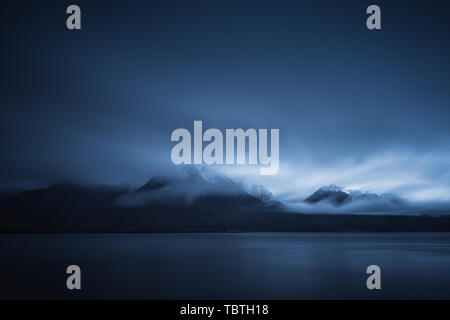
1,168,450,232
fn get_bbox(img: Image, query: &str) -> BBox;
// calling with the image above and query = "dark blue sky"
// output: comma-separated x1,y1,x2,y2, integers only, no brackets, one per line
1,0,449,200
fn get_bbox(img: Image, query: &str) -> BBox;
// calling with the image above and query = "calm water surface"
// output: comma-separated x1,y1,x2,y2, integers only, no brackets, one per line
1,233,450,299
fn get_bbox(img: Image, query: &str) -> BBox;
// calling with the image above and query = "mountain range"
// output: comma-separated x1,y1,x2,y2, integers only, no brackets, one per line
299,184,404,209
1,166,450,232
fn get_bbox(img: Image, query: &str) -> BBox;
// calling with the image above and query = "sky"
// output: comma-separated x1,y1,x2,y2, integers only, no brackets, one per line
1,0,450,201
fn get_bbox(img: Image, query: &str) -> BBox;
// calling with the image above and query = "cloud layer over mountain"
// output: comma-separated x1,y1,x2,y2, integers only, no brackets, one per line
1,1,450,204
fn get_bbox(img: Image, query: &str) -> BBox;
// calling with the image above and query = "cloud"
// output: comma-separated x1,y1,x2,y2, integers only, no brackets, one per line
1,0,450,207
214,149,450,203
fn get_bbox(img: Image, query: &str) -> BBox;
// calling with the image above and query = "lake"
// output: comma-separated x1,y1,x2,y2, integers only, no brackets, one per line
1,233,450,299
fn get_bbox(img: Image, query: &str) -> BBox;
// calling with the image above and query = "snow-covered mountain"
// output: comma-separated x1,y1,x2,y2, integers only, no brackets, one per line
246,184,274,202
304,184,352,206
281,184,409,213
115,165,278,207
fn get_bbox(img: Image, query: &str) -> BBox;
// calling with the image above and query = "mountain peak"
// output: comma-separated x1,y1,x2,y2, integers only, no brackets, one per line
305,185,351,206
182,165,206,183
247,184,274,202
